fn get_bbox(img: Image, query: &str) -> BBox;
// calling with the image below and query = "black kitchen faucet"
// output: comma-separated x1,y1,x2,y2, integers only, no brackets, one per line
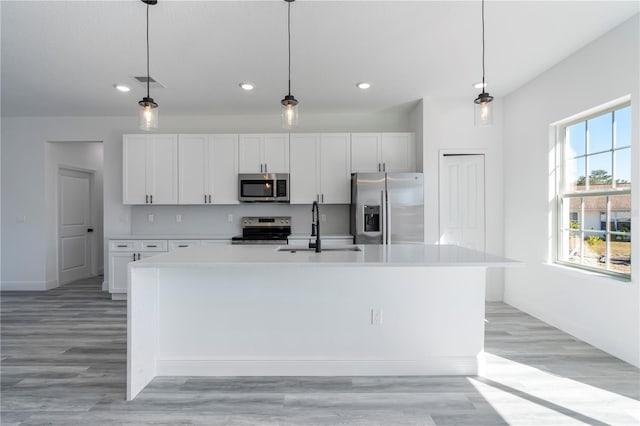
309,201,321,253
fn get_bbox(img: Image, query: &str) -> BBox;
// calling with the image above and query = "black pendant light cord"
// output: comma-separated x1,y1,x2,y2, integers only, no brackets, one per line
287,0,292,96
146,2,151,99
480,0,486,94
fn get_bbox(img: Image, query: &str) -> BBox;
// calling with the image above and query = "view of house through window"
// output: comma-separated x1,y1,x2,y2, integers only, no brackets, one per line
557,103,631,277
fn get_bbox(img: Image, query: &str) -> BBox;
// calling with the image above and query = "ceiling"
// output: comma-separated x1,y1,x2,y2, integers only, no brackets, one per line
1,1,638,118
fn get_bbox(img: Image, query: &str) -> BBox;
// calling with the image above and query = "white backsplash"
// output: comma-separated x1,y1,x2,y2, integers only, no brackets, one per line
131,204,350,236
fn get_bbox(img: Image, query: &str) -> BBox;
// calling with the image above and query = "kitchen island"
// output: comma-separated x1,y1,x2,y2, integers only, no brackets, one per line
127,244,517,400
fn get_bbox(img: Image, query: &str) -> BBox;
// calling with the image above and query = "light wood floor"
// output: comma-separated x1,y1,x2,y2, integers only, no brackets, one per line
1,277,639,425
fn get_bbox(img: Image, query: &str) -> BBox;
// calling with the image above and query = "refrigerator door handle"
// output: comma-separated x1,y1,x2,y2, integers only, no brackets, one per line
386,191,391,244
381,190,387,244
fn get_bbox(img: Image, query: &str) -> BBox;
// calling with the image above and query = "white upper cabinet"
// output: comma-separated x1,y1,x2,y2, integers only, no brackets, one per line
123,134,178,205
178,134,239,205
238,134,289,173
351,132,416,173
290,133,351,204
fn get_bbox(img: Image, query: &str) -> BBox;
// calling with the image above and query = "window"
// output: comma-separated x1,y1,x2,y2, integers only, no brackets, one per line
556,102,631,278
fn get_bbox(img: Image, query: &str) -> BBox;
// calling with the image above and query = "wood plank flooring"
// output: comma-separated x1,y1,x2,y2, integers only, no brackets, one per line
1,277,639,425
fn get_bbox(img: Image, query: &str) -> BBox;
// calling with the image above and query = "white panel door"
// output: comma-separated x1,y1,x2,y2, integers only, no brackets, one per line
351,133,381,172
320,133,351,204
439,154,486,251
262,134,290,173
210,134,239,204
290,133,319,204
178,134,208,204
148,134,178,204
59,168,92,284
381,133,416,172
238,134,263,173
123,134,148,204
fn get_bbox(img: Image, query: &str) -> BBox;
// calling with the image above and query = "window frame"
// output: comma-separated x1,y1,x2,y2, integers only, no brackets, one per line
554,101,632,280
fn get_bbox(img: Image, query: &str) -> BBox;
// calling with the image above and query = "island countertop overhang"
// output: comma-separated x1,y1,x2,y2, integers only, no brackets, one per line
129,244,518,268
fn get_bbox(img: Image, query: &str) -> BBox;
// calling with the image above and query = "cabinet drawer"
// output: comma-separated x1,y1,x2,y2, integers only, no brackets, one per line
140,240,168,251
110,240,136,251
168,240,202,251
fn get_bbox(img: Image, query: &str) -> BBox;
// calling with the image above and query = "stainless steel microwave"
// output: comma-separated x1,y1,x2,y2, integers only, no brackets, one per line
238,173,290,202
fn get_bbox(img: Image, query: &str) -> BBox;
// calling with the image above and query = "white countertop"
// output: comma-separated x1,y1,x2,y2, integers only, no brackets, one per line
109,234,234,240
130,244,519,268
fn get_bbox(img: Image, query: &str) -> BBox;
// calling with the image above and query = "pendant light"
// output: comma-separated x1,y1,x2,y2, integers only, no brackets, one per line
139,0,158,130
280,0,299,129
474,0,494,126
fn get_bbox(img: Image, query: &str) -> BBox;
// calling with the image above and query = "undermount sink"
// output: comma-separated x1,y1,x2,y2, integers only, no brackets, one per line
277,246,362,253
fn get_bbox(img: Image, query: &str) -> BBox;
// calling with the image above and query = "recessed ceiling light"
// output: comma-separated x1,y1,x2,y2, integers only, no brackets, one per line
114,84,131,92
356,82,372,90
473,82,487,89
239,82,255,91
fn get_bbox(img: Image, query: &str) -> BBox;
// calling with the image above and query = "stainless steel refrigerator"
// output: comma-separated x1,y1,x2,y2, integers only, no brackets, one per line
350,172,424,244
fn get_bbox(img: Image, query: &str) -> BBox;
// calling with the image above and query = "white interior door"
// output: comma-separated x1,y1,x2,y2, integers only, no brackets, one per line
439,154,486,251
59,168,93,284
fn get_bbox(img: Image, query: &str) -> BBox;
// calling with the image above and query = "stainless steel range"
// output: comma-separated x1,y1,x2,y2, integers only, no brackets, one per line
231,216,291,245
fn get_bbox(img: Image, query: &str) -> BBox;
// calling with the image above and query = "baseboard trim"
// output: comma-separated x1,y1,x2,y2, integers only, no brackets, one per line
111,293,127,300
1,280,58,291
102,281,109,291
156,357,479,377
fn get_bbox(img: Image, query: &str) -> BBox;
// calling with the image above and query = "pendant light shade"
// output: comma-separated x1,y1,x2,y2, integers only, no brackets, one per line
139,0,158,130
280,0,299,129
474,0,493,127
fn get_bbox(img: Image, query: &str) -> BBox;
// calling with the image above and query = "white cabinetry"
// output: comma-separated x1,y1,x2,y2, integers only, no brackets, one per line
351,132,415,173
238,134,289,173
178,134,239,205
290,133,351,204
108,240,168,298
123,134,178,204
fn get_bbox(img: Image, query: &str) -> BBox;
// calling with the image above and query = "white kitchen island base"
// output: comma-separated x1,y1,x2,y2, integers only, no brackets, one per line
127,245,516,400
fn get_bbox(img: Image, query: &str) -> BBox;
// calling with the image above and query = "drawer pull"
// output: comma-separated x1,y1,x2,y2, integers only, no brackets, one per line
146,245,157,248
117,245,128,248
178,245,188,248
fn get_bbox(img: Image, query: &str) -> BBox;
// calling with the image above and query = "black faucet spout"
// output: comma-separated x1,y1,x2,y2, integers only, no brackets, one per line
309,201,321,253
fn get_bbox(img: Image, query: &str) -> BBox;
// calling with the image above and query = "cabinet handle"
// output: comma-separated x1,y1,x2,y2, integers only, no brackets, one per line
204,194,207,204
378,163,381,172
146,245,157,248
316,194,319,202
321,194,324,203
260,163,263,173
117,245,128,248
137,253,141,261
208,194,212,204
145,194,149,204
132,254,136,261
178,245,188,248
383,163,386,172
265,164,268,173
150,195,153,204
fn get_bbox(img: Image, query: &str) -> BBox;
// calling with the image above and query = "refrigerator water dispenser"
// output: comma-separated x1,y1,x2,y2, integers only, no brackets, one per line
363,205,380,232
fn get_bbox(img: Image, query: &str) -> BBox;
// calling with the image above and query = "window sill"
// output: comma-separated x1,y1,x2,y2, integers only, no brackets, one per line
544,262,632,284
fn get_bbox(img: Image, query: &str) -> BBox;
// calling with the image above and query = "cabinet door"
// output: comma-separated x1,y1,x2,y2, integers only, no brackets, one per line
178,134,208,204
109,252,135,293
210,134,239,204
350,133,381,173
123,135,148,204
238,134,263,173
148,134,178,204
320,133,351,204
262,134,290,173
381,133,416,172
289,134,319,204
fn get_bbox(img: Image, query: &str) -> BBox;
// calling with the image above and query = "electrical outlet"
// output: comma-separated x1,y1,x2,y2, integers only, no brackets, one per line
16,216,26,223
176,214,182,223
227,214,233,223
147,214,154,223
370,308,383,325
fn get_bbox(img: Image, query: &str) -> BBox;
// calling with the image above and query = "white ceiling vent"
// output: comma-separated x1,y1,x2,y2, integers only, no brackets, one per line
132,76,164,89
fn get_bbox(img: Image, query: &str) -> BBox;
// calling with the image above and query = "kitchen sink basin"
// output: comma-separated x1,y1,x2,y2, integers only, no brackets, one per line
277,246,362,253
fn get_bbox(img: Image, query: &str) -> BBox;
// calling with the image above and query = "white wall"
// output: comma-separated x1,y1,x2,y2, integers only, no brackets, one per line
1,111,412,290
421,96,505,301
503,15,639,367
